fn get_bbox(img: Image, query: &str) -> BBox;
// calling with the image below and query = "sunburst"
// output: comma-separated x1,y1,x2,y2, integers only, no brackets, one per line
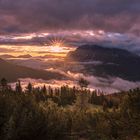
44,36,68,53
46,36,66,47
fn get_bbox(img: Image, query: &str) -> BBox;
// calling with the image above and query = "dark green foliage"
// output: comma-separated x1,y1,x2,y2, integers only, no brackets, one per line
1,78,7,87
59,85,76,106
78,78,89,89
26,83,33,93
0,78,10,92
15,80,22,93
0,79,139,140
41,85,47,94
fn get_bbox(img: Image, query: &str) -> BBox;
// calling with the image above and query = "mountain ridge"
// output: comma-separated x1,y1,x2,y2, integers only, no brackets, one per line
67,44,140,81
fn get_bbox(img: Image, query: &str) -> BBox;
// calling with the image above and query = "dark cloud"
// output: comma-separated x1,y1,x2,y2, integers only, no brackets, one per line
0,0,140,34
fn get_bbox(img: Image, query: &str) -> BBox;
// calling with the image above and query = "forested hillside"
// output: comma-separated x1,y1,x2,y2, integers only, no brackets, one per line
0,78,139,140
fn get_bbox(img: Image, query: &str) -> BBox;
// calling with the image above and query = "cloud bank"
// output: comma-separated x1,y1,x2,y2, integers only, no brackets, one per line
0,0,140,35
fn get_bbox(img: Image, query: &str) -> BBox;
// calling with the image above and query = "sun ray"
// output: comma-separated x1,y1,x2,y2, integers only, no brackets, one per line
47,36,66,48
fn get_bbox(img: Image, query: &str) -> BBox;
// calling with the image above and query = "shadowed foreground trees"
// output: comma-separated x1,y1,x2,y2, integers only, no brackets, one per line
0,79,139,140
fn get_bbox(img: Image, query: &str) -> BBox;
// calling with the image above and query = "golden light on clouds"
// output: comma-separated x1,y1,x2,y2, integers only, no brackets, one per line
0,44,75,57
0,30,109,57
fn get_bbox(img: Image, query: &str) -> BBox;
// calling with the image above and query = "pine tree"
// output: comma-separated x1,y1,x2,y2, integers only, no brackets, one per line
75,78,90,110
42,85,47,94
1,78,7,87
78,78,89,89
26,83,33,93
15,80,22,93
0,78,8,91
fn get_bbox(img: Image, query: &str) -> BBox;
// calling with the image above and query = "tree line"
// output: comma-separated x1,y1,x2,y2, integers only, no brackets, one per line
0,78,139,140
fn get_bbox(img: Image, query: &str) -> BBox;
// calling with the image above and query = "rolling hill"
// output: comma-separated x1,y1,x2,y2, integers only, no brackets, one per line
0,58,65,82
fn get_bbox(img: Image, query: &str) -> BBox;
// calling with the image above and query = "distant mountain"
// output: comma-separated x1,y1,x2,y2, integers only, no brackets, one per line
0,58,65,82
0,54,15,59
0,54,32,59
17,54,32,58
67,45,140,81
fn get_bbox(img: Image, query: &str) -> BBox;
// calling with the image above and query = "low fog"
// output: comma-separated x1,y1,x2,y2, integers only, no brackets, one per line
6,55,140,93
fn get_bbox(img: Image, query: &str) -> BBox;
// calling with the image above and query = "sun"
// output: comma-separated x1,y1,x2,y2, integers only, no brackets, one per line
47,36,66,47
49,45,64,53
52,41,62,48
45,36,67,53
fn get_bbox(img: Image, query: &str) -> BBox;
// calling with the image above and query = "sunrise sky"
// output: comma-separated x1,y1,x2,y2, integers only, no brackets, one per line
0,0,140,56
0,0,140,92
